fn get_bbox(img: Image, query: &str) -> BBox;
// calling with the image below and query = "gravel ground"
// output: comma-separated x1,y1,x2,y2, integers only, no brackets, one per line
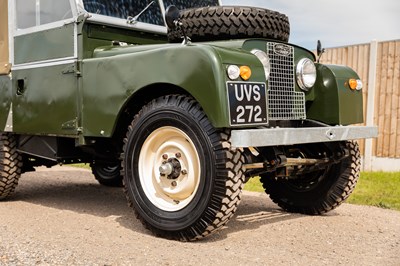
1,166,399,265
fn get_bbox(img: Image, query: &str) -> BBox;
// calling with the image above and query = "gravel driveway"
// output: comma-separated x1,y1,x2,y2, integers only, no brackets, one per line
1,166,399,265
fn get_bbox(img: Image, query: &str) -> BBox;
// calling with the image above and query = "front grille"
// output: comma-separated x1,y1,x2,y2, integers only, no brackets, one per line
266,42,306,120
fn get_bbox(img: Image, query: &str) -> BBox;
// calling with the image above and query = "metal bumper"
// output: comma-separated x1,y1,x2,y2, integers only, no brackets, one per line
230,126,378,148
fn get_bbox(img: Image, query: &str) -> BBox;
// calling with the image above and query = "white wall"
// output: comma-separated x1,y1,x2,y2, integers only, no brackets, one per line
361,157,400,172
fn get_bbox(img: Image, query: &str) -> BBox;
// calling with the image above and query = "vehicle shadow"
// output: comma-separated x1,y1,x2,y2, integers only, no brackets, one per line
15,169,128,217
13,168,147,235
13,168,335,241
195,193,299,242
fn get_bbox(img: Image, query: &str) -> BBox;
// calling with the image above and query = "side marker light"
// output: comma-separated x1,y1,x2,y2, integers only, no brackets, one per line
240,66,252,80
349,79,363,90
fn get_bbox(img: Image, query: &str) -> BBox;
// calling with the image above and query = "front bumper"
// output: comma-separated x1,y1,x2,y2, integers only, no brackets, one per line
230,126,378,148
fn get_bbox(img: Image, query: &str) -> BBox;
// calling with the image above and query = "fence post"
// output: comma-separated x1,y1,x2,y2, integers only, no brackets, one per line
364,40,378,171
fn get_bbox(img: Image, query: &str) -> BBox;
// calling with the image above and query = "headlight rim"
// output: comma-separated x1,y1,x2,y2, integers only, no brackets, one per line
296,58,317,91
251,49,271,80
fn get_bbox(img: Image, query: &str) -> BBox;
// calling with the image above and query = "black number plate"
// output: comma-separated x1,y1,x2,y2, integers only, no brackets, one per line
227,82,268,126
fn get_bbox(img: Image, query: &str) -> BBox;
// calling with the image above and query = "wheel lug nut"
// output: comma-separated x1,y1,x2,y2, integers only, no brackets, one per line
181,169,187,175
162,154,168,160
171,181,177,187
175,152,181,158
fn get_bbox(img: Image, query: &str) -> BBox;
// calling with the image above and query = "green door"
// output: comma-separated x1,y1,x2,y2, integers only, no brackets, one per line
11,0,80,135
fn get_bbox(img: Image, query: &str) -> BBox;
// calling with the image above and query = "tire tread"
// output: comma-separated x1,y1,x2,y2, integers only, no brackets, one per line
0,134,22,200
261,141,361,215
168,6,290,43
121,95,245,241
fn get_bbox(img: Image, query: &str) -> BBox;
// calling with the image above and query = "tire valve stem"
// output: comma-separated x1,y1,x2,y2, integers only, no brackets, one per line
173,200,180,204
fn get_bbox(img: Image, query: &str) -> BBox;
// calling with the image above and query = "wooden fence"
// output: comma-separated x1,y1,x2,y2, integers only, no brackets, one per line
318,39,400,170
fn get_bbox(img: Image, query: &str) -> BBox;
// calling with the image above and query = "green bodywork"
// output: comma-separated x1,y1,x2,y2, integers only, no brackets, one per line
12,64,78,135
82,42,264,136
307,64,364,125
0,76,12,128
0,20,364,139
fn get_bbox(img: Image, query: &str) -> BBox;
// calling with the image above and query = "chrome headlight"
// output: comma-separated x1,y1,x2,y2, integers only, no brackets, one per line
251,49,270,80
296,58,317,91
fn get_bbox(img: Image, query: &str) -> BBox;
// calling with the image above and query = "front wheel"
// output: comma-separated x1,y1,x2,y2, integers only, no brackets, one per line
260,141,361,214
122,95,245,241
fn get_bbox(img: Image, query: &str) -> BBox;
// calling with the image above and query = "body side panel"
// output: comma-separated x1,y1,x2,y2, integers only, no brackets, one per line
306,64,363,125
0,75,12,130
81,44,264,137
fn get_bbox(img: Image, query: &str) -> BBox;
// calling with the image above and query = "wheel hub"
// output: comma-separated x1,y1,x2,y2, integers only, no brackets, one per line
159,158,182,179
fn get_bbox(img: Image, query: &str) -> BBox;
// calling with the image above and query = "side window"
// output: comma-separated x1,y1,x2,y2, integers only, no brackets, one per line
16,0,36,29
16,0,73,30
82,0,164,26
40,0,73,25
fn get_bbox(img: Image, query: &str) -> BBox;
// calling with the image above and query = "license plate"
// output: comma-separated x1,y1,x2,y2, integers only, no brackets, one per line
227,82,268,126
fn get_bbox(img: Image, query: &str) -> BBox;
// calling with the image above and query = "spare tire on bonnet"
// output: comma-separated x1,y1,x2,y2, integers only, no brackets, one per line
167,6,290,43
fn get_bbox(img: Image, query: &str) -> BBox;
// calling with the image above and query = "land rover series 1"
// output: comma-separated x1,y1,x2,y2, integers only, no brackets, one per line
0,0,377,240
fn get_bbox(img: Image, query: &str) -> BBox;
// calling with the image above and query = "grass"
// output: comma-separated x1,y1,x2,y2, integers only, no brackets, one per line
244,172,400,211
346,172,400,211
69,163,90,169
244,176,265,193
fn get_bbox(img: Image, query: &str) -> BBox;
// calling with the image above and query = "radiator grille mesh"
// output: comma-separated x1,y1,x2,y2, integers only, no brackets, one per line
267,42,306,120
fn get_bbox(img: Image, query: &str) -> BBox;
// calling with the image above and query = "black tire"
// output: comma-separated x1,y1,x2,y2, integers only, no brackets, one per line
167,6,290,43
0,134,22,200
121,95,245,241
91,162,123,187
260,141,361,215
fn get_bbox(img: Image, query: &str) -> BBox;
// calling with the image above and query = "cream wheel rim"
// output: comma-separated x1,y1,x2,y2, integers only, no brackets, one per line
138,126,201,211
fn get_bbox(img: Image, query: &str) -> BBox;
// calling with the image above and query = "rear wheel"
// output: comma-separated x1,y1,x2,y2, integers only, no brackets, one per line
0,134,22,200
122,95,245,241
260,141,360,214
91,162,123,187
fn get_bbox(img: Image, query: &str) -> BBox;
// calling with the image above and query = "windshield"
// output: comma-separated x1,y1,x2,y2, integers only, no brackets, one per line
163,0,219,10
82,0,163,25
82,0,220,26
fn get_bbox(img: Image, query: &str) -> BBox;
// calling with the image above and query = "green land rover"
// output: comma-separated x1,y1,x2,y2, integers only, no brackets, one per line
0,0,377,240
